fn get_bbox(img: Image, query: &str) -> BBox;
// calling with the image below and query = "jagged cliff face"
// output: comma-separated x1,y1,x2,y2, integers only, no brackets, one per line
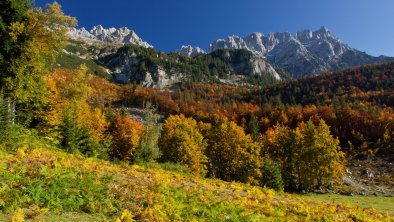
65,25,282,88
209,27,392,77
69,25,152,48
98,46,282,88
98,47,185,88
177,45,206,57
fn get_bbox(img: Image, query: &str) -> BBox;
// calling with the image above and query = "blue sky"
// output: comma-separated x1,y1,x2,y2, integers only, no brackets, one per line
35,0,394,56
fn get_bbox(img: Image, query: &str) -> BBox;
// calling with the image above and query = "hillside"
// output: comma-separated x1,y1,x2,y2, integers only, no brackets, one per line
1,1,394,221
119,62,394,195
255,62,394,107
58,40,284,87
121,61,394,154
1,147,392,221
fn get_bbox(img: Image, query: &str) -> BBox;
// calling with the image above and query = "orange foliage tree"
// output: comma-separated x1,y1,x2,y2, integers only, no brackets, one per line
108,112,144,161
40,66,110,156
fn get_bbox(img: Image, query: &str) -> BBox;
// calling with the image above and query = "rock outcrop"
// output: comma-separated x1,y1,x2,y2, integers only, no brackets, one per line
209,27,393,77
177,45,206,57
69,25,152,48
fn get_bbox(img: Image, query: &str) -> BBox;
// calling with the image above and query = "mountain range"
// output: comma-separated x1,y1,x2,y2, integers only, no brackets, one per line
208,26,393,77
67,26,283,87
67,26,393,86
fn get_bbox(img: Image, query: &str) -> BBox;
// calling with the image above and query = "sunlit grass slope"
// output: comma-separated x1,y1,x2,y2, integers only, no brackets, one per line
0,147,392,221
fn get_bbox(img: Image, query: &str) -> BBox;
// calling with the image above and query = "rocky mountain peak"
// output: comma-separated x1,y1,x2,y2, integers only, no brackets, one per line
69,25,153,48
296,29,313,42
208,27,391,77
312,26,334,40
177,45,206,57
317,26,330,34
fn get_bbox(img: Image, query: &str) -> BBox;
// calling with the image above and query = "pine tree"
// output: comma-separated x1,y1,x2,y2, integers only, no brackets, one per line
247,114,260,141
261,160,284,191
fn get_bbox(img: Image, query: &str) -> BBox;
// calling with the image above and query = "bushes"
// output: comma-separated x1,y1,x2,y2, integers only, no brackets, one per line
0,94,45,152
1,147,389,221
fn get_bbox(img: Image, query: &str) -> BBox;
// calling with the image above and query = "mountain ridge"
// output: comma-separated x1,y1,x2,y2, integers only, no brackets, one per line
67,25,394,86
69,25,153,48
208,26,394,77
176,45,206,57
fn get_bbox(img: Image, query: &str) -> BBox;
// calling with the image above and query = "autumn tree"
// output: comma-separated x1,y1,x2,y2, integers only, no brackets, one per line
204,120,262,184
0,1,76,115
159,114,207,175
109,112,144,161
262,119,345,191
42,66,109,157
59,103,99,156
0,0,32,95
294,120,345,190
262,124,298,190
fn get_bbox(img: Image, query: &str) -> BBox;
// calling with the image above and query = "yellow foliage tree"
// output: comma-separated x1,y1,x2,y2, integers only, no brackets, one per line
295,119,345,190
6,2,76,105
204,120,262,184
159,114,207,175
40,66,110,157
263,119,345,191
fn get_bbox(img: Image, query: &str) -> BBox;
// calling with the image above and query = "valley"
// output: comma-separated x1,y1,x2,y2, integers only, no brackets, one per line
0,1,393,221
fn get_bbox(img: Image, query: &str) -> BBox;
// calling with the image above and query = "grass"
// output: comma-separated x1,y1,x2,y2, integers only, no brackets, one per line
0,147,393,221
56,53,109,79
301,193,394,215
0,212,105,222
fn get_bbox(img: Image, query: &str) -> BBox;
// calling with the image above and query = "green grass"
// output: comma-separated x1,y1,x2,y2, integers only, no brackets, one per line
56,53,109,79
0,212,106,222
0,160,119,214
0,147,392,221
301,193,394,215
65,44,89,56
